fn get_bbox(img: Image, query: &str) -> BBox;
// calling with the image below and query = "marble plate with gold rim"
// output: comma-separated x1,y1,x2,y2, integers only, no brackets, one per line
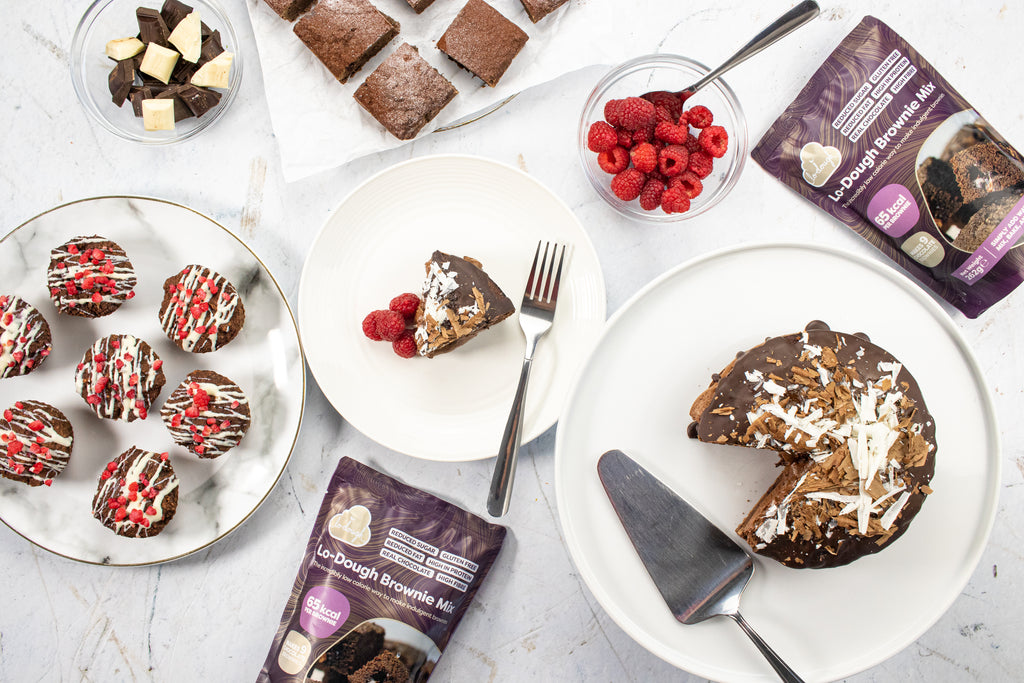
0,196,304,565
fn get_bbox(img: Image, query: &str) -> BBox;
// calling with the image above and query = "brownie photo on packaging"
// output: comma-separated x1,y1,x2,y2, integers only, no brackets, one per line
752,16,1024,318
257,457,506,682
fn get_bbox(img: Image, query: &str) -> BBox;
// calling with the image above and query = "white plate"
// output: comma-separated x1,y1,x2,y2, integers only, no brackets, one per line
0,197,304,565
555,243,1000,682
299,155,606,461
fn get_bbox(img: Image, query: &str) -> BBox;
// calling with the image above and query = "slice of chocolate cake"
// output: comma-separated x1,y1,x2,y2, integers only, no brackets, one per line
437,0,528,87
353,43,458,140
293,0,399,84
414,251,515,358
688,322,937,569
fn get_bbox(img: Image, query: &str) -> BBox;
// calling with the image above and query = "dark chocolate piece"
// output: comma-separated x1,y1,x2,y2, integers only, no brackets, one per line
130,86,154,117
137,7,171,47
293,0,400,84
405,0,437,13
160,0,193,30
262,0,315,21
519,0,568,23
437,0,528,87
177,84,222,117
354,43,458,140
155,85,194,121
200,29,223,63
108,59,135,107
171,56,199,84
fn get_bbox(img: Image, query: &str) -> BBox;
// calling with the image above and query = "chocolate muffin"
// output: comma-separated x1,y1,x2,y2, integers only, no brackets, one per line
688,322,936,569
354,43,458,141
47,235,137,317
158,265,245,353
0,400,74,487
437,0,529,87
92,446,179,538
348,650,410,683
75,334,166,422
160,370,251,458
0,295,52,379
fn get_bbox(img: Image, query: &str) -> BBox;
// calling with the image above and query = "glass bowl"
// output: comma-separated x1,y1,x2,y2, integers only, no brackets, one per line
578,54,748,223
71,0,242,144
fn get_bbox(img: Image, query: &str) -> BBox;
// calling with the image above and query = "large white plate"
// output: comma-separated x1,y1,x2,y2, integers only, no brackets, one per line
555,243,1000,682
0,197,304,565
299,155,606,461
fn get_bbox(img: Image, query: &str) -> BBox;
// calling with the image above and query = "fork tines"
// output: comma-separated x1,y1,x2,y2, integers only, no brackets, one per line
525,241,567,305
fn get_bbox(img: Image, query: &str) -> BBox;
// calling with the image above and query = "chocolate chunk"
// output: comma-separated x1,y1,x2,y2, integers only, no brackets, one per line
171,56,198,84
108,59,135,107
200,29,223,63
178,84,222,117
137,8,171,47
129,86,154,117
155,85,194,121
160,0,193,30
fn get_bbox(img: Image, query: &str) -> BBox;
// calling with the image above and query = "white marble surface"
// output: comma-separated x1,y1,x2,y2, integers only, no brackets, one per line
1,1,1022,681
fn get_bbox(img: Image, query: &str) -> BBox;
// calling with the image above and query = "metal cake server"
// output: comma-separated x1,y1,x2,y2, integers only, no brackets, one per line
597,449,805,683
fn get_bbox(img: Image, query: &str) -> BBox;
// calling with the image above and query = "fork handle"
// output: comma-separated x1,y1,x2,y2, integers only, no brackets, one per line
487,355,535,517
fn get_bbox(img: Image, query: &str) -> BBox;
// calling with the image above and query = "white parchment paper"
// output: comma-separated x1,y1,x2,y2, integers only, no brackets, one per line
245,0,621,181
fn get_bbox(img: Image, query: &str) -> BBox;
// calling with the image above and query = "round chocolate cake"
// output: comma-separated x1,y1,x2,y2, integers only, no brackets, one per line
47,235,137,317
158,264,245,353
74,334,166,422
0,295,52,379
160,370,251,458
688,322,937,569
92,446,179,538
0,400,74,487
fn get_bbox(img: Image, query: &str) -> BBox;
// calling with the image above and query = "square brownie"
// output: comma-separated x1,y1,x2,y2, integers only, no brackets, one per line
519,0,568,23
294,0,400,84
406,0,437,13
437,0,528,87
262,0,315,21
354,43,458,140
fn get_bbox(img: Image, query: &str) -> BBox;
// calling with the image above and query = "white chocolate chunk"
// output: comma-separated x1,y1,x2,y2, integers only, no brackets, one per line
105,37,145,60
139,43,179,84
142,98,176,131
190,51,233,89
168,10,202,63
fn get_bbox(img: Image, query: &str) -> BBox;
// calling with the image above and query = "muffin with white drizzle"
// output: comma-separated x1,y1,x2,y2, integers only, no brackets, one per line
47,235,137,317
92,446,179,538
74,334,166,422
0,400,74,487
158,264,245,353
160,369,251,458
688,321,937,569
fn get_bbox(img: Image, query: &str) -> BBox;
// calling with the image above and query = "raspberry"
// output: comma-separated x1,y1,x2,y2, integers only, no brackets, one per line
638,179,665,211
389,293,420,320
610,168,646,201
630,143,658,174
604,99,625,127
374,310,406,342
587,121,618,153
361,311,383,340
662,186,692,214
698,125,729,158
597,146,630,174
677,110,689,128
686,105,713,128
654,122,687,145
684,133,701,154
671,170,704,199
688,150,714,179
654,105,675,126
616,128,632,148
392,330,417,359
643,91,683,122
658,145,689,177
620,97,655,131
632,126,653,145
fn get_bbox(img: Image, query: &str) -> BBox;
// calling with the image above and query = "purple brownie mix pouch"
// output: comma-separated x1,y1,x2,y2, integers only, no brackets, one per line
752,16,1024,318
257,457,506,682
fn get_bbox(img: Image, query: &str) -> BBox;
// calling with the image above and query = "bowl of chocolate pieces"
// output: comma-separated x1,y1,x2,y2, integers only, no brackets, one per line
71,0,242,144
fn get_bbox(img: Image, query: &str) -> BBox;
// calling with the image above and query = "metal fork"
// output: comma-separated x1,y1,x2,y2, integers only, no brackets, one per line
487,241,568,517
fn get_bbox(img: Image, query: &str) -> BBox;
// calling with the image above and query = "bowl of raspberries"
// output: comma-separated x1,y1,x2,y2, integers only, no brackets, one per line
579,54,748,221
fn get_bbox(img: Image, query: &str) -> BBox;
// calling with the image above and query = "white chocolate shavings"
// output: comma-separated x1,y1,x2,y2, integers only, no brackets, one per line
415,261,460,350
755,473,809,543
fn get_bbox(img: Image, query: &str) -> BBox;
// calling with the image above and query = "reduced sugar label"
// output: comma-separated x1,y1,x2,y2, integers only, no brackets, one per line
868,184,919,238
300,585,351,638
